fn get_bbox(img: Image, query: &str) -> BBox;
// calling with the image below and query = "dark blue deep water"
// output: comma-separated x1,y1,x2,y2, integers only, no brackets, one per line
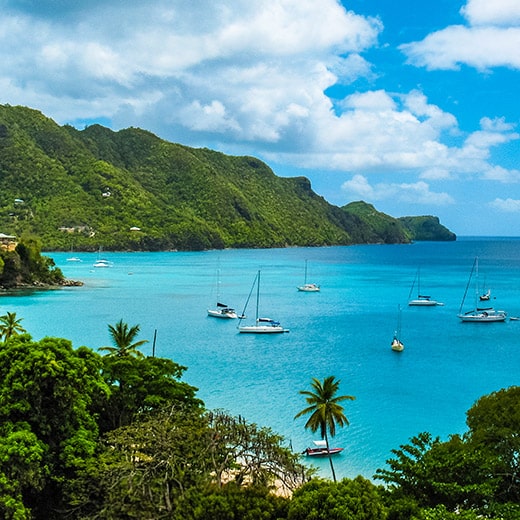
3,237,520,479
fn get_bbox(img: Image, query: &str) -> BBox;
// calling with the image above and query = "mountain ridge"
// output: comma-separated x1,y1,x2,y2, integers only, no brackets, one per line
0,104,455,251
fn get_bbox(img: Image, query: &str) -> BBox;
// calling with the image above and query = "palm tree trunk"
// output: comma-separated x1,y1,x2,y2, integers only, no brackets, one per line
324,432,337,483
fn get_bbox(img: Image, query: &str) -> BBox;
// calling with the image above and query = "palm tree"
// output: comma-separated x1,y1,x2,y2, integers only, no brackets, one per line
99,319,148,358
295,375,355,482
0,311,26,342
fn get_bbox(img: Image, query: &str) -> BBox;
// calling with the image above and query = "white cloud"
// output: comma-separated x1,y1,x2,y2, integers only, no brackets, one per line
461,0,520,27
400,0,520,71
0,0,517,199
341,175,455,206
489,198,520,212
482,166,520,183
400,26,520,71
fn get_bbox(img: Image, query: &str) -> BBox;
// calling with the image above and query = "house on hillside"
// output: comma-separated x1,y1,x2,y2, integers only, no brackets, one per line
0,233,17,251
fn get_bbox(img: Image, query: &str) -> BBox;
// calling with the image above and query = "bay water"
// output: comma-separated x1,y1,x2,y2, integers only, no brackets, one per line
2,237,520,480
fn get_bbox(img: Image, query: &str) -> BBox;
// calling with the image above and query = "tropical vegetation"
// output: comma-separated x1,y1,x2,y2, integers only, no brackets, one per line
295,376,355,482
0,234,66,289
0,104,454,252
0,316,517,518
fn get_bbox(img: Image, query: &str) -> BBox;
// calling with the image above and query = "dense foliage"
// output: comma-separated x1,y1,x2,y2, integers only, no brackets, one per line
0,104,454,251
1,313,519,518
0,235,65,289
398,216,456,242
341,202,455,243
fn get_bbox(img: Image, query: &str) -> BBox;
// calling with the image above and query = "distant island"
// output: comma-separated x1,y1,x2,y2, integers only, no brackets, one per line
0,104,455,251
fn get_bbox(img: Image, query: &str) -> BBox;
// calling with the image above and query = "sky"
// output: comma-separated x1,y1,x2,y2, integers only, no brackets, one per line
1,0,519,236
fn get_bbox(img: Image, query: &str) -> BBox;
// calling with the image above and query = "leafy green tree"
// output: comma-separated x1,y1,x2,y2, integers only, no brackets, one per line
98,354,202,432
90,404,215,518
205,410,310,493
188,482,289,520
87,407,307,519
0,335,109,519
99,319,148,358
0,311,26,341
465,386,520,503
0,427,46,520
375,432,495,511
287,476,387,520
294,376,355,482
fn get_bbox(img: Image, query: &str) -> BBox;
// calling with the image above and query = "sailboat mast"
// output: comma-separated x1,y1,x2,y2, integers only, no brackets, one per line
459,257,477,314
255,270,260,322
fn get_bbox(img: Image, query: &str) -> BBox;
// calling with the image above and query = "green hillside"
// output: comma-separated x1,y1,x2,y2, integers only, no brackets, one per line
342,201,456,243
399,215,456,241
0,105,455,251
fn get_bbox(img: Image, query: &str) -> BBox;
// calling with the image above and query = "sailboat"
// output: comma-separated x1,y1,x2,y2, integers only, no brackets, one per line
391,305,404,352
93,247,113,268
297,260,320,292
66,242,82,262
408,267,442,306
479,277,491,301
207,269,238,319
458,257,506,322
238,271,289,333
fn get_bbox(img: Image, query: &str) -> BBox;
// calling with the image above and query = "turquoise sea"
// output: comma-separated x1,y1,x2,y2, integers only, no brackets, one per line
2,237,520,480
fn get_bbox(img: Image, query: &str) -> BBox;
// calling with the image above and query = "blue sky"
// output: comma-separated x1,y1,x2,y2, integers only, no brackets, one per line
1,0,519,236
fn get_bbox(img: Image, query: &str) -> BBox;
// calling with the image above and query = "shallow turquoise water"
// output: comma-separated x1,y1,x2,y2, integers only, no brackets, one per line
3,237,520,480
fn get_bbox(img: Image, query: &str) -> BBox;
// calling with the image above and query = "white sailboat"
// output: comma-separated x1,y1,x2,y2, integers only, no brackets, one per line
391,305,404,352
93,247,113,268
238,271,289,333
408,267,442,306
207,269,238,319
458,257,506,322
66,241,82,262
297,260,320,292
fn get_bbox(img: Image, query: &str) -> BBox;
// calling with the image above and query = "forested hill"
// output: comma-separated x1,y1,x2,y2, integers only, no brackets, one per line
0,105,455,251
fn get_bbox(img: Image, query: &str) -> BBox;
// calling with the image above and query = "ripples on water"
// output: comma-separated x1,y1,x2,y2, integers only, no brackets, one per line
3,237,520,479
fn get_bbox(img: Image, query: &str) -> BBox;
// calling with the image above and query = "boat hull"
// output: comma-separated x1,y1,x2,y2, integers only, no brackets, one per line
458,311,507,323
297,283,320,292
408,299,439,306
304,447,344,457
391,339,404,352
207,309,238,319
238,325,288,333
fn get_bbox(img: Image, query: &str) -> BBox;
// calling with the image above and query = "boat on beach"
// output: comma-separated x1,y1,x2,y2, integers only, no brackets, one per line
303,440,344,457
238,270,288,333
458,257,506,323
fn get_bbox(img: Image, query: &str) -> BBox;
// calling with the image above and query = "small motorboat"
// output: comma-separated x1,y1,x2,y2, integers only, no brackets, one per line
303,440,344,457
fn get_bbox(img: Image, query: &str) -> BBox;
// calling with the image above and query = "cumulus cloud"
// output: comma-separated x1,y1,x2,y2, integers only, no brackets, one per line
400,0,520,70
341,175,455,205
0,0,517,200
489,198,520,212
461,0,520,27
